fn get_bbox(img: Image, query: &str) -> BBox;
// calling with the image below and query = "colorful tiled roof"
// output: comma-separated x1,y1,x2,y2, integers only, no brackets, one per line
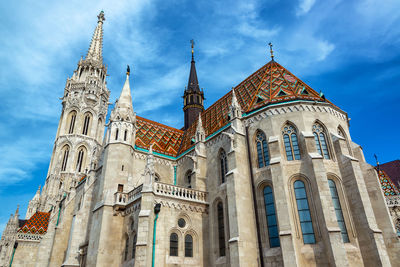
178,60,329,154
379,160,400,188
135,116,184,157
18,211,51,235
137,60,330,157
376,168,399,196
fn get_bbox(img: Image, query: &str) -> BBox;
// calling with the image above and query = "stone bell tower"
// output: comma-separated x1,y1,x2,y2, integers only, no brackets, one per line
39,11,110,212
183,40,204,130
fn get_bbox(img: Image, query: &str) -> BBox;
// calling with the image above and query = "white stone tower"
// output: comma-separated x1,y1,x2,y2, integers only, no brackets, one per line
39,11,110,212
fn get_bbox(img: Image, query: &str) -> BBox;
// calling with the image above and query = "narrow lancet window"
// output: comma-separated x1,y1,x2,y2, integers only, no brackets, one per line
328,179,349,243
170,233,178,256
263,186,280,247
132,234,137,259
76,149,85,172
68,112,76,134
220,150,228,184
256,130,270,167
312,123,330,159
82,115,91,135
185,234,193,257
282,124,300,161
217,202,226,256
61,146,69,171
294,180,316,244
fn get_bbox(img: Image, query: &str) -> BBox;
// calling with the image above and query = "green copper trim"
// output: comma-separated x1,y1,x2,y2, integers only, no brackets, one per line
9,246,16,267
151,213,159,267
173,166,177,185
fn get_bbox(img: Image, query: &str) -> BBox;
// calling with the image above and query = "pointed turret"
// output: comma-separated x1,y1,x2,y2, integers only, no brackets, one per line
195,114,205,143
86,11,105,62
183,40,204,130
111,65,135,122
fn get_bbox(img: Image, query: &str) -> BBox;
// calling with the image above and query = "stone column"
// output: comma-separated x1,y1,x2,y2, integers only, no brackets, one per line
333,139,391,266
225,130,259,267
302,131,349,267
268,136,298,267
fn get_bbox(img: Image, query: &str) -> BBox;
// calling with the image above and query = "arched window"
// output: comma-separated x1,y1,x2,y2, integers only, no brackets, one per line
217,202,226,256
124,236,129,261
132,234,137,259
115,129,119,140
97,118,103,141
170,233,178,256
185,171,192,188
282,124,300,161
256,130,270,167
338,126,352,155
82,114,91,135
124,130,128,141
185,234,193,257
76,148,85,172
328,179,349,243
220,150,228,184
294,180,315,244
312,123,330,159
61,145,70,171
68,111,77,134
263,186,280,248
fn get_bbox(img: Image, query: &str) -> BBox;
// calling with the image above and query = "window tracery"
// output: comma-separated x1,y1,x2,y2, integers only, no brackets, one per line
312,123,330,159
220,150,228,184
282,124,300,161
256,130,270,167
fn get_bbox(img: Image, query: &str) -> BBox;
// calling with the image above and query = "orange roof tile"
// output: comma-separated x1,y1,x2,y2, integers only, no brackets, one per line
135,116,184,157
137,60,331,157
18,211,51,235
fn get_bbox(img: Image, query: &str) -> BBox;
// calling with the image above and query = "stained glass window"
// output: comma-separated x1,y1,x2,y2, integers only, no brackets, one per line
256,131,270,167
294,180,315,244
328,179,349,243
263,186,280,247
282,124,301,161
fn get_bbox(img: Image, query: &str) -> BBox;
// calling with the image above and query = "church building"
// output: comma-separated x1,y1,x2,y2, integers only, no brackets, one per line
1,11,399,267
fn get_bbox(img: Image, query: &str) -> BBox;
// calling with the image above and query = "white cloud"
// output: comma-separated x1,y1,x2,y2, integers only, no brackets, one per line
297,0,316,16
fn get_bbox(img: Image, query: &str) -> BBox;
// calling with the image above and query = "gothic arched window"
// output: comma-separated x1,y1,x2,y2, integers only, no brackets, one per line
328,179,349,243
82,114,91,135
76,148,85,173
68,111,77,134
61,145,70,171
185,170,192,188
263,186,280,247
312,123,330,159
132,234,137,259
294,180,315,244
220,150,228,184
256,130,270,167
124,130,128,141
115,128,119,140
170,233,178,256
217,201,226,256
282,124,300,161
185,234,193,257
124,236,129,260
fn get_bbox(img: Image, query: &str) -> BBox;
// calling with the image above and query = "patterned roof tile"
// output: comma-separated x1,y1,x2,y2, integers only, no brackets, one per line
18,211,51,235
376,168,399,196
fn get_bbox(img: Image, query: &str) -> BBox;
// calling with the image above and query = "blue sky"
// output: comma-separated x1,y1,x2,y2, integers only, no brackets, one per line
0,0,399,232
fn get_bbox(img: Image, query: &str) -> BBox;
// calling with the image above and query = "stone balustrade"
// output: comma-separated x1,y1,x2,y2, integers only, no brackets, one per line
386,195,400,207
153,182,207,203
114,192,128,206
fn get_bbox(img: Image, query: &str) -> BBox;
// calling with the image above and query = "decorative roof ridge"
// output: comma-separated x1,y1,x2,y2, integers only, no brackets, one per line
136,116,184,134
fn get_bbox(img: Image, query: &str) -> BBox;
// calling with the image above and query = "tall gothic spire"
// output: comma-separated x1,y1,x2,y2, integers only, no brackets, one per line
187,39,200,92
86,11,105,62
111,65,135,122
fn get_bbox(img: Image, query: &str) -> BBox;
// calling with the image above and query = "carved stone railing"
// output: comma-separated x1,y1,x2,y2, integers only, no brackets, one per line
386,195,400,207
153,182,207,204
114,184,143,209
17,233,42,242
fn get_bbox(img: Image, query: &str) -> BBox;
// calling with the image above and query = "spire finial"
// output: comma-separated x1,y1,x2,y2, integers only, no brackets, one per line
190,39,195,61
97,10,105,23
127,65,130,76
268,42,274,61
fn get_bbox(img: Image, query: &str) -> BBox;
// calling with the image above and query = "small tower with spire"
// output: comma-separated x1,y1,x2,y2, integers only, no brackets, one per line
183,40,204,130
26,186,41,219
108,65,136,145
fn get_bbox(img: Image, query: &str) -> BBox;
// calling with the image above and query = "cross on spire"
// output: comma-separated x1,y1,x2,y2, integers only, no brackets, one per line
268,42,274,61
190,39,195,61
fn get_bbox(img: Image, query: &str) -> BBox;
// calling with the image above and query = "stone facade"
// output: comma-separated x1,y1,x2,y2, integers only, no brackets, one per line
1,11,400,267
